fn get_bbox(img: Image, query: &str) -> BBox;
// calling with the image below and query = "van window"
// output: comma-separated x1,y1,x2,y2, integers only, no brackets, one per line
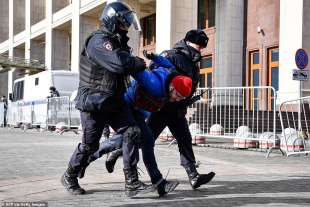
35,78,39,86
13,81,24,101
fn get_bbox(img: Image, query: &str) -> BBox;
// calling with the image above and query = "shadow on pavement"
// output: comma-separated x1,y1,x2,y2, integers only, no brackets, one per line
117,177,310,207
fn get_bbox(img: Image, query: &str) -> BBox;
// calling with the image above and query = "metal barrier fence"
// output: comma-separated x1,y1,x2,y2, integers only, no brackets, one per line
187,87,279,157
6,97,80,130
279,96,310,156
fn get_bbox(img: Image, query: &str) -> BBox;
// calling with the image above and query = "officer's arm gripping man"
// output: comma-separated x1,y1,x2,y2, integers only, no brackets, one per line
86,34,145,75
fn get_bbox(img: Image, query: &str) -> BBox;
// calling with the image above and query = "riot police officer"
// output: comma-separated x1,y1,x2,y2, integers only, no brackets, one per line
61,1,152,197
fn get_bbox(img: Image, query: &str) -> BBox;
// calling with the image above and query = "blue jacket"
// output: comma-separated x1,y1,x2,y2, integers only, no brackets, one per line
124,55,177,116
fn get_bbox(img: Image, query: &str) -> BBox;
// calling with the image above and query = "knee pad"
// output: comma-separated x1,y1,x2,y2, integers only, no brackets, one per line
123,126,141,144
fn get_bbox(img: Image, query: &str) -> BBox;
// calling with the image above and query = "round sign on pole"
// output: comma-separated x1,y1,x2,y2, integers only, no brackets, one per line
295,48,308,70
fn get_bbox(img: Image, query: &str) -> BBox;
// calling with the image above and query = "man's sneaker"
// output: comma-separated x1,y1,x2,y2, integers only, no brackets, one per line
157,179,179,197
189,172,215,189
124,168,155,197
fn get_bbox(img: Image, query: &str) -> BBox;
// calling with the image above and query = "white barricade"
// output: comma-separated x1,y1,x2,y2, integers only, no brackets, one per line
6,96,81,132
7,102,20,127
32,99,48,126
47,96,70,127
279,96,310,156
187,86,279,157
0,102,4,126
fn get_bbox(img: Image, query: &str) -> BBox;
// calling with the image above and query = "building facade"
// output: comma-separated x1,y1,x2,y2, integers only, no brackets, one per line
0,0,309,104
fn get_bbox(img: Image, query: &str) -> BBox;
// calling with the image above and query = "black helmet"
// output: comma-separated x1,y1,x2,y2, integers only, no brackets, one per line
100,1,141,33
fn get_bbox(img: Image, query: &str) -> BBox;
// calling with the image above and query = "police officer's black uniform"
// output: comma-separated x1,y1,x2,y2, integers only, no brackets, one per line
147,30,216,189
61,2,152,197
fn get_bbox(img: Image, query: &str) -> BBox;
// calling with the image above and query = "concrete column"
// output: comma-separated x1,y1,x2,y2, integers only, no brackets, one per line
71,0,80,72
0,0,9,97
301,0,310,96
214,0,244,88
8,0,14,96
45,0,52,70
25,0,31,60
278,0,303,102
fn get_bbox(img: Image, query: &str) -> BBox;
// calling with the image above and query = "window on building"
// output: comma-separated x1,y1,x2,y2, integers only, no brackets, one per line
141,14,156,46
249,51,260,110
199,56,213,88
35,78,39,86
198,0,216,29
13,80,24,101
268,47,279,109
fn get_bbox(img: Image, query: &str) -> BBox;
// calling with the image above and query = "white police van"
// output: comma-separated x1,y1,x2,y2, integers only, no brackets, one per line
10,70,78,102
8,70,79,128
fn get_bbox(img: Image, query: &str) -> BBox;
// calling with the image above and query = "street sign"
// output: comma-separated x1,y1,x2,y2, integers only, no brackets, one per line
295,48,308,70
292,69,309,81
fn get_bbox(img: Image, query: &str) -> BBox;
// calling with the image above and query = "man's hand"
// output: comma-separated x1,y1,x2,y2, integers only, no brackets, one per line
185,89,208,106
143,50,156,60
133,56,146,72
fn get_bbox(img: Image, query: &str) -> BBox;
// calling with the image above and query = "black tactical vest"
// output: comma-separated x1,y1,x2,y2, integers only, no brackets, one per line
79,30,127,97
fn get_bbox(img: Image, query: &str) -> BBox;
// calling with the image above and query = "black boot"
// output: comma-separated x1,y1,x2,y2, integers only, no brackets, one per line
156,179,179,197
61,165,86,195
77,164,88,179
123,168,154,197
185,165,215,189
106,149,122,173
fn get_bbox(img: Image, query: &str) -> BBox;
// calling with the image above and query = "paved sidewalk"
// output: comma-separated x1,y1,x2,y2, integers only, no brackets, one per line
0,128,310,207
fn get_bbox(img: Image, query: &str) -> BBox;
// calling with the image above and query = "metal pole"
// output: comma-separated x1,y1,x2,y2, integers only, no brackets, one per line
298,81,302,130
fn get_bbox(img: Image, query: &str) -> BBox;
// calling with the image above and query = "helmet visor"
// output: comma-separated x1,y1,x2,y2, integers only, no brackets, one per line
122,11,141,32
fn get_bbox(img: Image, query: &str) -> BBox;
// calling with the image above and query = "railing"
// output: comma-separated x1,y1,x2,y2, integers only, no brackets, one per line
0,54,46,72
279,96,310,156
6,97,80,131
187,87,280,157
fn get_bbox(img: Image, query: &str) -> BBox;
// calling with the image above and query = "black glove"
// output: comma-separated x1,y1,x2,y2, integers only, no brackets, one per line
143,50,156,60
186,95,203,106
132,56,146,73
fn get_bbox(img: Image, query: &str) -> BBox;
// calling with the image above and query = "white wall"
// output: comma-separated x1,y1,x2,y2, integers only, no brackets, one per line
278,0,303,103
155,0,197,54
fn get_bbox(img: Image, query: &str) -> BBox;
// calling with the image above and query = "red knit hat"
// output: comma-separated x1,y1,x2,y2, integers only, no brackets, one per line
171,76,192,97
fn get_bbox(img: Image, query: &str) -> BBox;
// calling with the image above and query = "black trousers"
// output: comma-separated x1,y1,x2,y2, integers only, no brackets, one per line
147,109,196,168
69,105,139,171
89,109,164,185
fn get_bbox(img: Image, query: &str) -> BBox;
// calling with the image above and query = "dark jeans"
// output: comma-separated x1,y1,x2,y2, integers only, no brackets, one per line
90,109,164,184
147,109,196,168
69,105,139,171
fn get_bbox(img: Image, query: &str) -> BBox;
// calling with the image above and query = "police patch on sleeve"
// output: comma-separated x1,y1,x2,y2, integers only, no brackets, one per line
102,41,113,51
